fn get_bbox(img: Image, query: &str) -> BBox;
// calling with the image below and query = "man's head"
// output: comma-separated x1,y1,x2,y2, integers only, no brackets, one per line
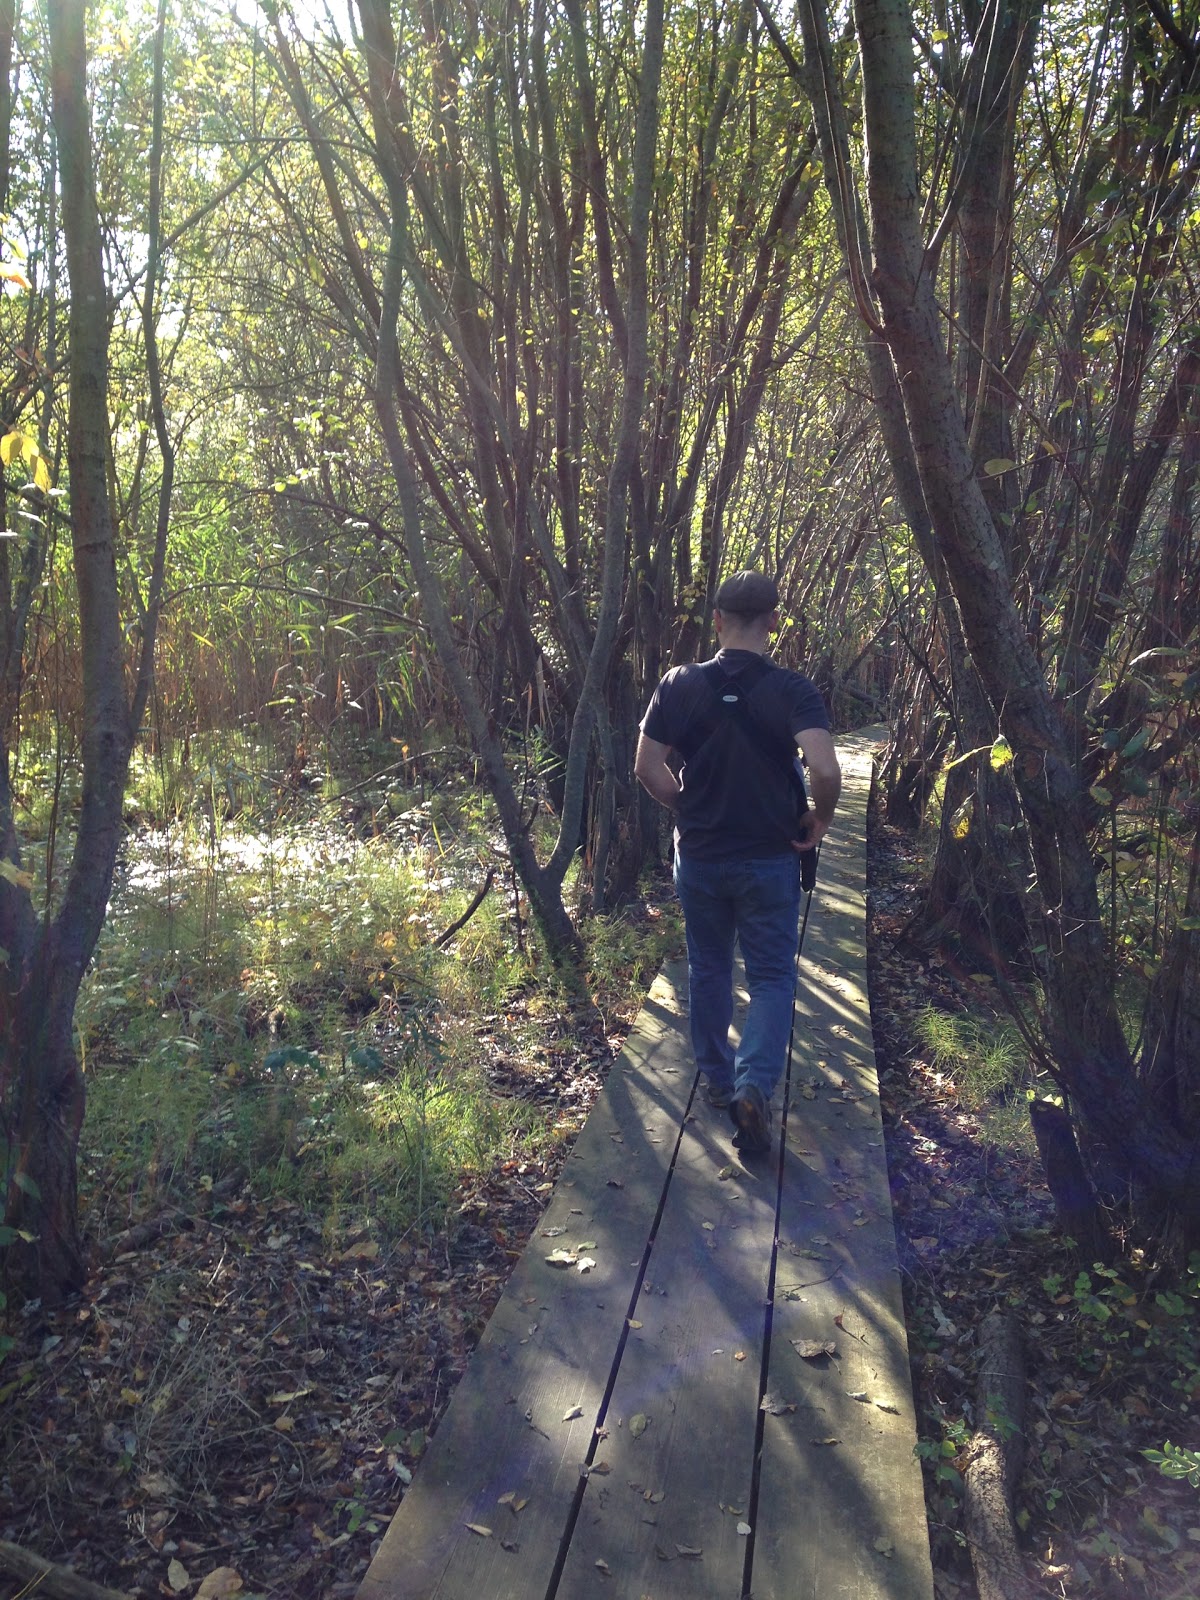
713,570,779,650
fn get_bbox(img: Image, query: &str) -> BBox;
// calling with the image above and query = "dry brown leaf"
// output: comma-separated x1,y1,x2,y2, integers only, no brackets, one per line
196,1569,243,1600
339,1239,379,1260
793,1339,837,1360
167,1558,190,1593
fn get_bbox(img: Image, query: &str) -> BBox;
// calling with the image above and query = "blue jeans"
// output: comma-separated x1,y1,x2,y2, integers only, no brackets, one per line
673,850,802,1102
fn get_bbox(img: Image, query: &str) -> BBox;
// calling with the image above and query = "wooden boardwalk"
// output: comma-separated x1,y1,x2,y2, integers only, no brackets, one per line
358,730,933,1600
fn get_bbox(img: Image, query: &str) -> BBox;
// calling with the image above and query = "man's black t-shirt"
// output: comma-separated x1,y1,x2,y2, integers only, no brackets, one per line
640,649,831,861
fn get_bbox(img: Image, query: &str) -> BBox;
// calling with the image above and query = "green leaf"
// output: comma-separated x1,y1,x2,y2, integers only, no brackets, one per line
983,457,1017,476
13,1170,41,1200
989,736,1014,770
1121,727,1151,759
1089,786,1113,806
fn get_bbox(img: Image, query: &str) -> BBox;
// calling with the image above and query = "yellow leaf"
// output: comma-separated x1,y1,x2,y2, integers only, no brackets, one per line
0,266,30,290
195,1570,243,1600
0,431,22,467
121,1387,143,1405
0,859,34,893
33,455,51,493
339,1239,379,1260
274,1415,295,1432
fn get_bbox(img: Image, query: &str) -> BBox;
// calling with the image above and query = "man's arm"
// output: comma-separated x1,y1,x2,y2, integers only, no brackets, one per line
634,732,681,810
794,726,841,850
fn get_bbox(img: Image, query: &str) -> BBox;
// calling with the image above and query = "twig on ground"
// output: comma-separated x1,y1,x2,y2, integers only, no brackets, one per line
0,1539,133,1599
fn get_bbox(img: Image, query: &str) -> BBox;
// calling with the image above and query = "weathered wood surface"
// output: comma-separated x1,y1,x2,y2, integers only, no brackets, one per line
358,729,933,1600
753,734,934,1597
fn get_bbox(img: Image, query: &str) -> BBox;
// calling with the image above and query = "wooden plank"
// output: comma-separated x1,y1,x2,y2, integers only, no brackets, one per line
358,967,698,1600
752,734,934,1600
556,1082,778,1597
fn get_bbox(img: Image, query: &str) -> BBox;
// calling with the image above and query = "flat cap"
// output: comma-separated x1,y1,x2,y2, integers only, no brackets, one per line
714,570,779,616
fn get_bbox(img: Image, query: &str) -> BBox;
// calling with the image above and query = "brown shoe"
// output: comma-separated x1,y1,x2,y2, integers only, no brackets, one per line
730,1083,772,1155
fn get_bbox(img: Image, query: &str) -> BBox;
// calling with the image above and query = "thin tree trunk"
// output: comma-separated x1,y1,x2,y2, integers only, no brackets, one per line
852,0,1200,1222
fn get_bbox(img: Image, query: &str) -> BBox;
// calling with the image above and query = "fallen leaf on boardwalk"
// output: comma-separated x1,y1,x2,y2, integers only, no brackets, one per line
875,1399,900,1414
606,1178,624,1188
675,1544,703,1558
733,1350,746,1361
167,1558,190,1593
542,1227,567,1237
628,1319,643,1329
578,1240,597,1250
497,1491,528,1511
846,1390,869,1402
465,1523,493,1537
576,1257,597,1274
793,1339,837,1359
737,1522,752,1536
645,1489,665,1503
590,1461,611,1475
760,1393,794,1414
874,1536,895,1557
545,1248,577,1267
702,1222,715,1231
595,1558,611,1574
717,1164,736,1180
501,1540,519,1552
196,1570,243,1600
810,1436,840,1446
563,1405,584,1421
629,1413,650,1437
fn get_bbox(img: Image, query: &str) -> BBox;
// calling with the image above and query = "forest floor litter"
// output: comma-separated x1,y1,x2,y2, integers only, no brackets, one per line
2,812,1198,1599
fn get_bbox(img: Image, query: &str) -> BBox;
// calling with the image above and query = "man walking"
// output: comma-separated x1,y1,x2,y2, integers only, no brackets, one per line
634,572,841,1155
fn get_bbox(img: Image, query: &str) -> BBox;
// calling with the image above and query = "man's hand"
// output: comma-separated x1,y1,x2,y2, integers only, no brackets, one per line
790,813,830,854
634,733,681,810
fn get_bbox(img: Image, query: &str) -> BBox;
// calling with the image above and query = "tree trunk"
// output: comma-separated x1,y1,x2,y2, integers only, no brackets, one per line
3,0,139,1303
852,0,1200,1223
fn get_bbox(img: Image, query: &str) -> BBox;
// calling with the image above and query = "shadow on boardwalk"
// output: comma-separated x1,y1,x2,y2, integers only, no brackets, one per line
358,729,933,1600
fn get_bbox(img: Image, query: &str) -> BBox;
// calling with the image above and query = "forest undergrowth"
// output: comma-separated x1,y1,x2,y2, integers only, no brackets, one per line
1,768,1199,1599
868,811,1200,1600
